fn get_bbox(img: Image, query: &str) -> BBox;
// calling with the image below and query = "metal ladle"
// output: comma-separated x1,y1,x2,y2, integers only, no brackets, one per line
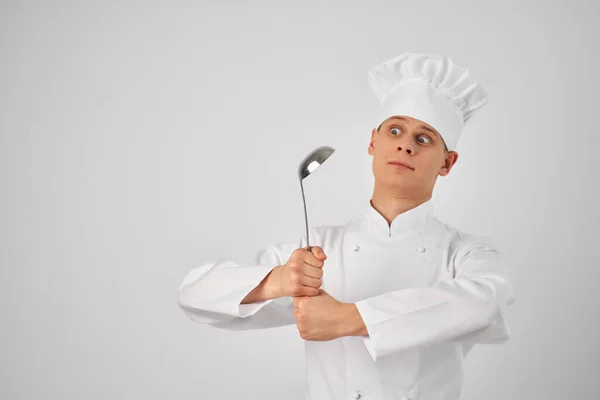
297,146,336,252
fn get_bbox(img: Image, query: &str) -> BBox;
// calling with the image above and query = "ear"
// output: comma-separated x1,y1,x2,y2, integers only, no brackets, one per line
438,151,459,177
367,128,377,155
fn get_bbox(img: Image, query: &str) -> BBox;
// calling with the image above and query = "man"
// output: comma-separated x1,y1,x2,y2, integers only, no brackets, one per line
178,53,514,400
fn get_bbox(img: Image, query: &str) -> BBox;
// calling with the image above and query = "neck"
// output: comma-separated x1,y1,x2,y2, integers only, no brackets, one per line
370,182,432,226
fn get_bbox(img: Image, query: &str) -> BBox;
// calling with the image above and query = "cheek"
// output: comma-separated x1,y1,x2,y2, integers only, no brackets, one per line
375,154,391,171
370,157,386,178
423,156,444,173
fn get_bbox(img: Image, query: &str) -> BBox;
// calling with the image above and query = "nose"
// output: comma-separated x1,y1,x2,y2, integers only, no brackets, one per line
397,142,414,155
395,133,415,155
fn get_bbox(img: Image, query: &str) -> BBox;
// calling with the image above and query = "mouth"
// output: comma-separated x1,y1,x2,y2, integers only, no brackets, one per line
389,161,414,170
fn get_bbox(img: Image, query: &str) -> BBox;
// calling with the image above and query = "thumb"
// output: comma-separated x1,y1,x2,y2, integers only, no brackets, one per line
310,246,327,260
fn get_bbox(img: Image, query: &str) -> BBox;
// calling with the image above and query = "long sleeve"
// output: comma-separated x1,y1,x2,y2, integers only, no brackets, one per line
177,228,319,330
354,233,515,361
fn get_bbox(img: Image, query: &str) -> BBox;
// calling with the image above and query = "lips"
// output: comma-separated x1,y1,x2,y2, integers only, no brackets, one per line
389,161,414,170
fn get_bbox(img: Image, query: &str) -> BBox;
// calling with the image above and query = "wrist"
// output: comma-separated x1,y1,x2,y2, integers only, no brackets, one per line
339,303,368,337
267,265,284,298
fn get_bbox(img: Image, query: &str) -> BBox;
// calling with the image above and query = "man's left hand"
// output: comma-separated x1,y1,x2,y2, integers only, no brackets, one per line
293,289,360,341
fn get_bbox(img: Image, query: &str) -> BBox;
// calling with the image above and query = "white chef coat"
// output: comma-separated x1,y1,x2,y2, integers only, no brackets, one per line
178,199,514,400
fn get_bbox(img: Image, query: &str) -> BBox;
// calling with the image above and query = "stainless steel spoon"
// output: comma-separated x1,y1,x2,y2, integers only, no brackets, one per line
297,145,336,252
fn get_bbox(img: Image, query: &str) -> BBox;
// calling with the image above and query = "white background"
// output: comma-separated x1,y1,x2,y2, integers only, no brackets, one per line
2,1,599,399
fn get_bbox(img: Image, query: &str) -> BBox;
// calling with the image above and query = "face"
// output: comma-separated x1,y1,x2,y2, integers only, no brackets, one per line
367,115,459,196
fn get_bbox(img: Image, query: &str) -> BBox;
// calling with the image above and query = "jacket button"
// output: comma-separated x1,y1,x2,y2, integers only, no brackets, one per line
353,244,360,252
417,245,426,253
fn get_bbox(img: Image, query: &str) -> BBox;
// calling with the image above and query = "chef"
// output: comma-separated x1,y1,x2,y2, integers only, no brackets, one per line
178,52,515,400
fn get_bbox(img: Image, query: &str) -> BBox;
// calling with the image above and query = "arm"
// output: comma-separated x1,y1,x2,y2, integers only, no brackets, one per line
240,265,283,304
177,228,320,330
350,233,514,361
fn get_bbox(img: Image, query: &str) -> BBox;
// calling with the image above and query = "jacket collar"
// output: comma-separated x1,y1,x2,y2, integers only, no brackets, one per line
360,198,434,239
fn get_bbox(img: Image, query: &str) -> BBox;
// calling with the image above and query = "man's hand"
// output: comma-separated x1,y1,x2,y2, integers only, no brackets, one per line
293,289,367,341
279,246,327,297
241,246,326,305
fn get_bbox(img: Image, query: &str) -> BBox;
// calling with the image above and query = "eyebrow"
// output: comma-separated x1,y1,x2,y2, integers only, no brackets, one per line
387,116,441,138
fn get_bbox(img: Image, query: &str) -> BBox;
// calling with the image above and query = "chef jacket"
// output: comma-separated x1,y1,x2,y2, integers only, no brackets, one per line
178,199,514,400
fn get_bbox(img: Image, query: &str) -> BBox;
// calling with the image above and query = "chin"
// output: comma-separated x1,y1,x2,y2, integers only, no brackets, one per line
376,174,412,189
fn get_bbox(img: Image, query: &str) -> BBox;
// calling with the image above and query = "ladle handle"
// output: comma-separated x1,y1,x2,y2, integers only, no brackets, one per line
300,178,311,252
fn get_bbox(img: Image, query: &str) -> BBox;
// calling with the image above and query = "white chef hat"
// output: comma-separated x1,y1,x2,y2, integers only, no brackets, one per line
368,53,488,151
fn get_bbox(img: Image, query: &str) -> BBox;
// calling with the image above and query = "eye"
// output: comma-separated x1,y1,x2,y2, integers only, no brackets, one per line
390,127,401,135
417,135,432,144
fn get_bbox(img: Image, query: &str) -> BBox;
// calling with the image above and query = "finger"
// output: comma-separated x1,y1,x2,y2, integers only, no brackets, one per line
291,279,320,297
302,252,325,269
299,274,322,289
302,264,324,279
309,246,327,260
300,286,320,296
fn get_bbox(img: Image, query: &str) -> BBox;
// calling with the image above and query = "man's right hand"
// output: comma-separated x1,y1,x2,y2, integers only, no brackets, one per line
277,246,327,297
